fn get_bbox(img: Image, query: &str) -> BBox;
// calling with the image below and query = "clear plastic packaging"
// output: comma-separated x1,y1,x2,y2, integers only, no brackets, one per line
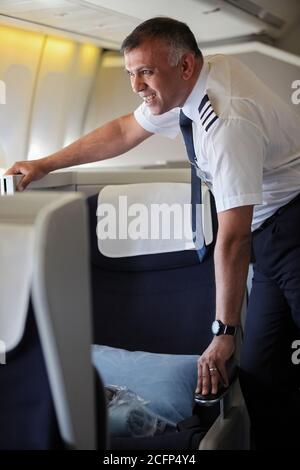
105,385,176,438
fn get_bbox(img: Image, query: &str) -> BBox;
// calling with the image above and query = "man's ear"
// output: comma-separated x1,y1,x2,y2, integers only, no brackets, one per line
181,53,196,80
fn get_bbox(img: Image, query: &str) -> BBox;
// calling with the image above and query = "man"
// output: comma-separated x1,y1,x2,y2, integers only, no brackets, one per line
5,17,300,448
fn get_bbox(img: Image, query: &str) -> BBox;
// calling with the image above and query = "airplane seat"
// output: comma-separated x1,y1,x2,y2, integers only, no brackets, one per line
0,192,107,450
87,182,249,450
0,300,63,450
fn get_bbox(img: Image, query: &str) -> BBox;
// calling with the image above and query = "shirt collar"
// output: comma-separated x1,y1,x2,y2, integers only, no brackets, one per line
181,59,209,122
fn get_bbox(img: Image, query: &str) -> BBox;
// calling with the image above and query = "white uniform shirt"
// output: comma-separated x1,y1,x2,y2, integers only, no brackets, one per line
134,54,300,230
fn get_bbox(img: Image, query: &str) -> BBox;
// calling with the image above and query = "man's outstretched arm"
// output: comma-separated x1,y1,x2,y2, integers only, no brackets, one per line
5,113,152,191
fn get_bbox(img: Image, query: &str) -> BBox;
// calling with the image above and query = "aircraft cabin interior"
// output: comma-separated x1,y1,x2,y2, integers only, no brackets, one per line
0,0,300,454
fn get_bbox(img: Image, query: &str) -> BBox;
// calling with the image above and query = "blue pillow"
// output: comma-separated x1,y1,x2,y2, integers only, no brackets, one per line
92,345,199,424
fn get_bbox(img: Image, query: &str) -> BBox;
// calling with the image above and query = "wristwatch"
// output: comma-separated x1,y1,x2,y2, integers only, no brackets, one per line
212,319,237,336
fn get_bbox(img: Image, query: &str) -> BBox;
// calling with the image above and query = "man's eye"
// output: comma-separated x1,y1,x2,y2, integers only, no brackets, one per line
126,70,152,77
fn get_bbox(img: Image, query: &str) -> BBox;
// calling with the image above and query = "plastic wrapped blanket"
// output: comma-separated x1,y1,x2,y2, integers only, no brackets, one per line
105,385,176,438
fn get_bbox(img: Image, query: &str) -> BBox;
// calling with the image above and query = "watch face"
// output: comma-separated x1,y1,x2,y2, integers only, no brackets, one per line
212,320,220,335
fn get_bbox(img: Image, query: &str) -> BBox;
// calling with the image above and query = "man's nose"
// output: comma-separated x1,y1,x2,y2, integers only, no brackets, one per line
131,75,146,93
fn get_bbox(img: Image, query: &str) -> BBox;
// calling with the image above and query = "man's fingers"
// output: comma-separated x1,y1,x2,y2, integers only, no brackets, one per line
196,363,203,394
196,362,227,395
196,363,209,394
16,175,25,191
4,164,26,178
209,366,221,394
201,364,211,395
196,361,213,395
3,163,33,191
16,174,30,191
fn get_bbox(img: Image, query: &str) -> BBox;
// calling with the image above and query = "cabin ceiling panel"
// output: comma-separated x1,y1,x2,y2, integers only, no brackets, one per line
0,0,141,48
0,0,300,49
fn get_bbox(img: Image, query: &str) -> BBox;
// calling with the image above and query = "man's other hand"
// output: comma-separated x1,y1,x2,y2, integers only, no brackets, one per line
4,159,48,191
196,335,235,395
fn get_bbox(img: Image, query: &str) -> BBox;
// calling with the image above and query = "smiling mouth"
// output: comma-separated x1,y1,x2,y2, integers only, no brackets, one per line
143,93,156,104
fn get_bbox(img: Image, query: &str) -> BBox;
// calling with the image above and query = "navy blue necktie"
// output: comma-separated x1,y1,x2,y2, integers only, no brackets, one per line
179,109,206,261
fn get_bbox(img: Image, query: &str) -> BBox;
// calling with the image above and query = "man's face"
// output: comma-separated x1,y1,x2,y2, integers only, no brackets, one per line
124,39,186,115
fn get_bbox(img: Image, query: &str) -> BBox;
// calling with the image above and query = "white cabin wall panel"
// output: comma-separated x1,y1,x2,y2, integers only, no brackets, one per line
83,58,186,167
62,44,101,147
84,57,134,128
0,26,44,166
28,37,100,159
28,36,79,159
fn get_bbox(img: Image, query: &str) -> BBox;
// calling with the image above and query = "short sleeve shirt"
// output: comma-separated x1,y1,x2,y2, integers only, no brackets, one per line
134,54,300,230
